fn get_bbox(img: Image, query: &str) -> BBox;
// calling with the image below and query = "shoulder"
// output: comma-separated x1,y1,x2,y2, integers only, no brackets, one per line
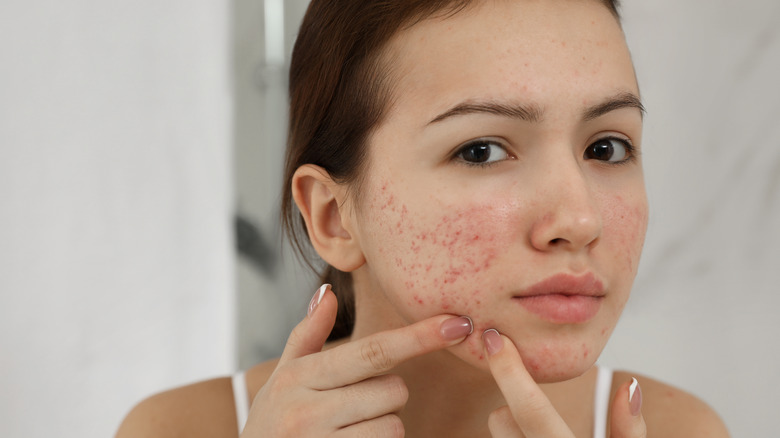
612,370,730,438
115,376,237,437
115,359,279,438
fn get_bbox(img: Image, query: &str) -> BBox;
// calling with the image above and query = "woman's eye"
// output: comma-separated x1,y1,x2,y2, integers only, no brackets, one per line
455,140,510,166
584,137,633,163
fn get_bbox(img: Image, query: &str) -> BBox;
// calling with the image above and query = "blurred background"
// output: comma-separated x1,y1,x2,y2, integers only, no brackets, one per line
0,0,777,436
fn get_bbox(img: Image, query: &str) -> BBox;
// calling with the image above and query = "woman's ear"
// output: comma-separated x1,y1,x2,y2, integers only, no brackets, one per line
291,164,366,272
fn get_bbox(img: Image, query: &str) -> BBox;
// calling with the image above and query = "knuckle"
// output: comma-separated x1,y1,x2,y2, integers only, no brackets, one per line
523,392,550,416
360,339,394,371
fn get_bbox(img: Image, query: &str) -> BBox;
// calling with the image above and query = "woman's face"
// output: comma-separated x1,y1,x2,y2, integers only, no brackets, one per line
349,0,647,382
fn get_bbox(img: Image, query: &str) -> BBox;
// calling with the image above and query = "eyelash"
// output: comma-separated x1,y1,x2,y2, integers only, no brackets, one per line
452,134,638,168
452,138,512,168
584,135,638,165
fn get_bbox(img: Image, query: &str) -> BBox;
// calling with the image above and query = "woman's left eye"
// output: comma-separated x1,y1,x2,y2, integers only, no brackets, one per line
584,137,634,163
455,140,510,166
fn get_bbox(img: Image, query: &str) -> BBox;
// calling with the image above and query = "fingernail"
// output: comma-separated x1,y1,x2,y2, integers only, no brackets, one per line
308,284,330,317
482,329,504,356
440,316,473,341
629,377,642,416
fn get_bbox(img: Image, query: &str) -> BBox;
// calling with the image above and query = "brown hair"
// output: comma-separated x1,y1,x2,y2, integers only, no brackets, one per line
281,0,622,340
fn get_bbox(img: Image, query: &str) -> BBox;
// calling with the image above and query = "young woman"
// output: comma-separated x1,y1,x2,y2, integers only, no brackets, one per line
117,0,730,436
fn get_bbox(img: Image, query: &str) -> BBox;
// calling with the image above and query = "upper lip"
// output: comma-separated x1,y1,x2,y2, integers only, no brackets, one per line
514,272,605,298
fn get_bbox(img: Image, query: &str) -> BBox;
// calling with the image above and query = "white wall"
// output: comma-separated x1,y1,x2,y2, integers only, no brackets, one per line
0,1,233,436
600,1,780,436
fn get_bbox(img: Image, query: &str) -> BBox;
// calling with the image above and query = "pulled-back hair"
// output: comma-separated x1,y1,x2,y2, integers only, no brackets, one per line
281,0,622,340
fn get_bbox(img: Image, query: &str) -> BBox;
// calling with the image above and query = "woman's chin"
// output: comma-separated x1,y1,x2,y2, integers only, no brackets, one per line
450,333,600,383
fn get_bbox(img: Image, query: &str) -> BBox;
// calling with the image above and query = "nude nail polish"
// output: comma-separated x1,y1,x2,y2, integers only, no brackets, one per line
629,377,642,416
482,329,504,356
308,284,330,317
440,316,473,340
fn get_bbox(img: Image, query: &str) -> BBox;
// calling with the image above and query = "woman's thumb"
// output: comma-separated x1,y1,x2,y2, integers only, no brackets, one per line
277,284,338,365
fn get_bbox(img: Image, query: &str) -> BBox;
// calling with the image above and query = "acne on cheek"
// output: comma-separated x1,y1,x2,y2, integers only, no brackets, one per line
370,183,505,314
604,195,648,275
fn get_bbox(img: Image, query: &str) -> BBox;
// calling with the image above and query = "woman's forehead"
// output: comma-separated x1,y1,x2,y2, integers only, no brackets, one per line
381,0,636,125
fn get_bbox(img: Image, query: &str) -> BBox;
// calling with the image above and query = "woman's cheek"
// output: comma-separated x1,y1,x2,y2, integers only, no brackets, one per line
601,193,648,278
366,183,511,319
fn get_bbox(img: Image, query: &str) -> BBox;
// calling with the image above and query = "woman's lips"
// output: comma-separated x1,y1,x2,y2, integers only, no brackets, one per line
513,294,603,323
513,273,605,324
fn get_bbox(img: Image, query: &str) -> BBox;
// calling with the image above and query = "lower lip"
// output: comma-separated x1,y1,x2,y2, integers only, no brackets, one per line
514,294,603,324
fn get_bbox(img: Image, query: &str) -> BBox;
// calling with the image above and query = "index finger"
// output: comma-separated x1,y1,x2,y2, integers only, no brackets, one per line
482,329,574,438
301,314,473,389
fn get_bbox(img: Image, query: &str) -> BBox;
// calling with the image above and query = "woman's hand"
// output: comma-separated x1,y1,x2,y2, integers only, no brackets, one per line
241,284,473,437
482,329,647,438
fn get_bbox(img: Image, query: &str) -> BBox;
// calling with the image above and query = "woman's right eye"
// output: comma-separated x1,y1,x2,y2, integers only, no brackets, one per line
454,140,511,166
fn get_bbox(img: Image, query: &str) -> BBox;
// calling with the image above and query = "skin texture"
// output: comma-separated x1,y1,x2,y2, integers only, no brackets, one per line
347,0,647,383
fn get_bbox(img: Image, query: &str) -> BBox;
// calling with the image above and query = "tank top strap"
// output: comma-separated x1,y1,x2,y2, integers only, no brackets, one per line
592,365,613,438
231,371,249,435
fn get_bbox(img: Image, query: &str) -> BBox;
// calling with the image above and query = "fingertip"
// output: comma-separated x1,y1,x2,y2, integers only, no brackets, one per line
307,283,331,317
439,315,474,341
482,329,504,356
629,377,642,416
279,285,339,363
610,377,647,437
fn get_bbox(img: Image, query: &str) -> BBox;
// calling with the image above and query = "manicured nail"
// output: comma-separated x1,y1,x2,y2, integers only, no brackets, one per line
308,284,330,317
629,377,642,416
482,329,504,356
440,316,473,341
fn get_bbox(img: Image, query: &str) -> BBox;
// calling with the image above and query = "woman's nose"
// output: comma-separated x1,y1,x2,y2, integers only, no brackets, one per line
528,163,603,253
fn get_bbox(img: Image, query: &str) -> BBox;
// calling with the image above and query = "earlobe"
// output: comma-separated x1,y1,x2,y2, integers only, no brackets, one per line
291,164,366,272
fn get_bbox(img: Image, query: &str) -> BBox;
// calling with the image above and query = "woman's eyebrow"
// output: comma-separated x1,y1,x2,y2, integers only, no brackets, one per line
427,100,543,125
427,91,643,126
582,91,645,121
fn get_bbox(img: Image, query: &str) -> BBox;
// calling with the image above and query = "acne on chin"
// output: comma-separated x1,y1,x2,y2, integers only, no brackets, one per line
450,328,605,382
